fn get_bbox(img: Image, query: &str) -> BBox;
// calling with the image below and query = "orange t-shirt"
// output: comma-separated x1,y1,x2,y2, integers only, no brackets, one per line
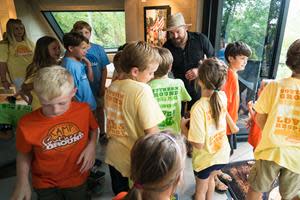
223,68,239,135
247,101,262,149
113,192,128,200
16,102,98,189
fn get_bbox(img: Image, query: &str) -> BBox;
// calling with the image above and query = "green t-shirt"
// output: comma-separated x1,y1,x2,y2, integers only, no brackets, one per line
149,78,191,134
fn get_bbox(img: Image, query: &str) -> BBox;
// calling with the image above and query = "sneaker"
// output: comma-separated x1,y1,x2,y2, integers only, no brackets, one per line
87,171,105,196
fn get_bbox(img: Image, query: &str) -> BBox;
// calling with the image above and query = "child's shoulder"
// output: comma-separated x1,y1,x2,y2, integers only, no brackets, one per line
62,57,83,67
110,79,151,92
89,43,105,51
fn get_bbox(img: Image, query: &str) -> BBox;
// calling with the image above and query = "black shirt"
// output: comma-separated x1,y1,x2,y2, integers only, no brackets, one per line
164,31,214,108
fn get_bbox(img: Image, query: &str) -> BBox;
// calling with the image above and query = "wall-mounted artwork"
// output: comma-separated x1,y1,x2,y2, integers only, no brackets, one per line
144,6,171,47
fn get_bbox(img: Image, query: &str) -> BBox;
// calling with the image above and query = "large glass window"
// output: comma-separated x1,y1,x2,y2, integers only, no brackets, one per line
276,0,300,79
43,11,126,51
217,0,284,112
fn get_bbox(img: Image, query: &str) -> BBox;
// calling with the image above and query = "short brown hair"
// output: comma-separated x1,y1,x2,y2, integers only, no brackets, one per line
154,47,173,78
119,41,161,73
286,39,300,74
63,32,89,50
72,21,92,32
224,41,252,63
113,51,123,74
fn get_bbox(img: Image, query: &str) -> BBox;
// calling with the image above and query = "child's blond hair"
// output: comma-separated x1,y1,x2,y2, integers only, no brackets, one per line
119,41,161,73
34,66,74,101
154,47,173,78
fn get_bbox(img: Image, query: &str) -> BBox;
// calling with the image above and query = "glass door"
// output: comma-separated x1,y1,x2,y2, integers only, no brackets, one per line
216,0,288,115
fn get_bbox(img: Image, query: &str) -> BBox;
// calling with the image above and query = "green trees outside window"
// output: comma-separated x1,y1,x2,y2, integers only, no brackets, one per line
52,11,126,50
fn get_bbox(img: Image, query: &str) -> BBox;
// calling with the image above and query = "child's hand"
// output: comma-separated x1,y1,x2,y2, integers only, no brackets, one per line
81,57,92,68
1,80,11,89
77,142,96,173
82,57,94,82
180,117,190,137
10,181,31,200
245,118,253,129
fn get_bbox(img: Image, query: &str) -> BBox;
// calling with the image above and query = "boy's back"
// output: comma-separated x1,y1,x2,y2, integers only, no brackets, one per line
105,79,165,177
253,77,300,173
62,57,96,110
86,43,110,96
149,77,191,133
16,101,98,189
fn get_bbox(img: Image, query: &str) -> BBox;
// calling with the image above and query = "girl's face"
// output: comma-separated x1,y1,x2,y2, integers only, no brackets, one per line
78,28,91,40
135,62,159,83
48,41,61,60
13,24,25,39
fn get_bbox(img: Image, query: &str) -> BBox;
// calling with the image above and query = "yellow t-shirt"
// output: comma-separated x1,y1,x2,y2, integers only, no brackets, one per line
188,91,230,172
0,40,34,90
104,79,165,177
254,77,300,174
24,75,40,110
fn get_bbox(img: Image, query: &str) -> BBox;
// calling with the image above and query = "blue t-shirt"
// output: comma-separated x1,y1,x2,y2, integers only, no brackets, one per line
62,57,97,111
86,43,110,97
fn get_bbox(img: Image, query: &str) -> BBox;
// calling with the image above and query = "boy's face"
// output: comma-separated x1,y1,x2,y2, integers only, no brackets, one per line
228,55,248,71
48,41,61,60
78,28,91,40
69,41,89,61
39,89,76,118
135,62,159,83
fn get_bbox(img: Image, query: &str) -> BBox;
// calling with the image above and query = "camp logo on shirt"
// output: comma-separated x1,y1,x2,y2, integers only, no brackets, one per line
276,88,300,142
106,89,127,137
42,122,84,151
15,45,33,56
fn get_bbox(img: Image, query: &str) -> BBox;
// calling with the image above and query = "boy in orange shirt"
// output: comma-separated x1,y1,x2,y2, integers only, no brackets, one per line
11,66,98,200
223,41,252,155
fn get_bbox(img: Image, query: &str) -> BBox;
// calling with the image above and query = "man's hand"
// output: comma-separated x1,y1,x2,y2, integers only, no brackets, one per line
185,68,198,81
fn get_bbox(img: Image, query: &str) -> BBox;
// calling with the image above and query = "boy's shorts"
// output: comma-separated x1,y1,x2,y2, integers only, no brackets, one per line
194,164,225,179
35,182,90,200
248,160,300,199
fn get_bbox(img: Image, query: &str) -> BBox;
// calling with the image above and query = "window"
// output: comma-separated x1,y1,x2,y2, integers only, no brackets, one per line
276,0,300,79
43,11,126,52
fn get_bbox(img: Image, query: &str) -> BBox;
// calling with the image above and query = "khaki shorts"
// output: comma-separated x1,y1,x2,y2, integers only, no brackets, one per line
248,160,300,200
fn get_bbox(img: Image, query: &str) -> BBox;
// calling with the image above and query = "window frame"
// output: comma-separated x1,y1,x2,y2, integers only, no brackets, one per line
42,10,126,53
202,0,290,79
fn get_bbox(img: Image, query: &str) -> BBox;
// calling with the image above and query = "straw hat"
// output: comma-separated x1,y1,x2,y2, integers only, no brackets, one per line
166,12,192,31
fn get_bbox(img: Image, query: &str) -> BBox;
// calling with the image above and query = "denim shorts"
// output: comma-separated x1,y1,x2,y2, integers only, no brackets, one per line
194,164,226,179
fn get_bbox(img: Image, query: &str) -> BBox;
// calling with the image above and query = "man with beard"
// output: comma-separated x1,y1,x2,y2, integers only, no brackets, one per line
163,12,214,112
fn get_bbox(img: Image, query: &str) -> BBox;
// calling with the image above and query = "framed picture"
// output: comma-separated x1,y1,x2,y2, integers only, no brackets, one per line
144,6,171,47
